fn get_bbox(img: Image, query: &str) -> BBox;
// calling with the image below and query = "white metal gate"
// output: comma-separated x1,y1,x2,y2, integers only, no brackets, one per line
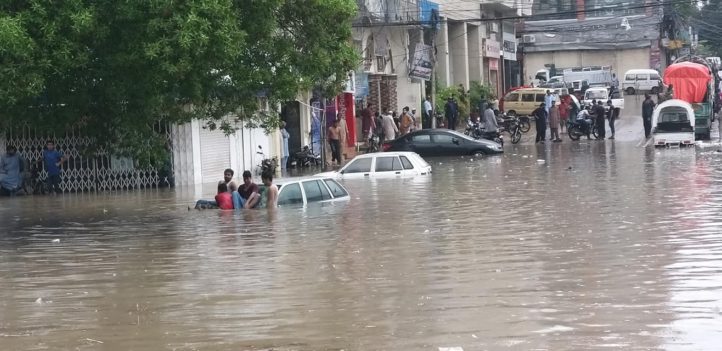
199,127,231,184
1,124,172,193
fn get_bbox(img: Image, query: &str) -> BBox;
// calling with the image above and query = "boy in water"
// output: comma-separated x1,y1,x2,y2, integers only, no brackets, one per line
215,183,233,210
261,171,278,209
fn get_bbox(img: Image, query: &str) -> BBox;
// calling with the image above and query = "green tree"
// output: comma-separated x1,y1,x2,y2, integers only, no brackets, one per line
0,0,358,166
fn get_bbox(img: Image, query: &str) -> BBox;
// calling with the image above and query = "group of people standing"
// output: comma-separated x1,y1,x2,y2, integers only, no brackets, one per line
532,90,620,143
0,140,67,196
359,103,420,145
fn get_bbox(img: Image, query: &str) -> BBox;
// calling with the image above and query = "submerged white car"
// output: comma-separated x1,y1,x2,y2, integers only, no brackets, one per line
652,99,696,147
275,177,350,207
317,151,432,179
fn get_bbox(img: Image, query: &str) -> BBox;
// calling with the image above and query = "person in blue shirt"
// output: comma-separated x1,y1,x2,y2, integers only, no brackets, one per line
280,121,290,171
40,140,67,194
0,145,24,196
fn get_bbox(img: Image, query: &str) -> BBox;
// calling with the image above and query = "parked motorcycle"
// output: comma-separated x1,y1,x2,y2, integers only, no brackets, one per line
367,131,381,153
290,145,321,168
255,145,278,175
517,116,531,133
502,116,523,144
466,120,504,147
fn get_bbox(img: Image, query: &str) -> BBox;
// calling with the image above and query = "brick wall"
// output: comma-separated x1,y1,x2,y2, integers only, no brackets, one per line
368,74,398,114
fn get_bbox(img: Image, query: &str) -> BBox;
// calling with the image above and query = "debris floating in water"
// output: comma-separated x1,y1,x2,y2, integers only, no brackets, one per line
51,239,60,243
35,297,43,304
439,347,464,351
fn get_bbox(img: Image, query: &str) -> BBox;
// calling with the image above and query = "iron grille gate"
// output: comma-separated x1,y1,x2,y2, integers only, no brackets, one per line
1,124,173,193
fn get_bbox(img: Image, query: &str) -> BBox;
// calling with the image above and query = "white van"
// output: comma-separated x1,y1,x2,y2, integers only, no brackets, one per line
622,69,662,95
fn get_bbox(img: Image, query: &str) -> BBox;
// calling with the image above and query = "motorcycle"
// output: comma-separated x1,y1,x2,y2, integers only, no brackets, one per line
255,145,278,175
466,120,504,147
517,116,531,133
567,114,599,141
501,115,523,144
464,120,484,140
367,131,380,153
290,145,321,168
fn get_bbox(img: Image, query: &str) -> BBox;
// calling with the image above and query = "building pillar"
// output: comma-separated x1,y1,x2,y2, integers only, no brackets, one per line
437,19,451,87
576,0,585,21
467,24,482,84
449,22,469,90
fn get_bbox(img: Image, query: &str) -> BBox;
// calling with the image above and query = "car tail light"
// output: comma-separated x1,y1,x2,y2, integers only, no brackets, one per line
656,139,665,145
683,140,692,144
382,142,392,152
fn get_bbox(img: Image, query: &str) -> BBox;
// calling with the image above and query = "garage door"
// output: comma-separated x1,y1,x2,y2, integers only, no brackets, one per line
199,127,230,184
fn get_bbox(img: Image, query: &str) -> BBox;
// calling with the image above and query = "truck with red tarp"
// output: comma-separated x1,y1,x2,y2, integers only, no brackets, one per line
663,56,716,139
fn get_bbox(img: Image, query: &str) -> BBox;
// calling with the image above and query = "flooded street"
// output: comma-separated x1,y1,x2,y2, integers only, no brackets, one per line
2,143,722,350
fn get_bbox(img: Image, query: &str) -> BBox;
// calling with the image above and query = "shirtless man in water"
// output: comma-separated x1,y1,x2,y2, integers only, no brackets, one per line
262,171,278,208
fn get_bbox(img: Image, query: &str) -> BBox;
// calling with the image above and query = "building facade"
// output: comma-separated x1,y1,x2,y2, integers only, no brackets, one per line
521,0,666,84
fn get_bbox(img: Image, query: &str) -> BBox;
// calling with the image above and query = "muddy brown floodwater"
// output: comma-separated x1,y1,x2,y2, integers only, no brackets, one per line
2,142,722,350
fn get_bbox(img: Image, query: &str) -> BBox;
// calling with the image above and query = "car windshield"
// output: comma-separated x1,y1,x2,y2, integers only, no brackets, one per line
585,90,607,100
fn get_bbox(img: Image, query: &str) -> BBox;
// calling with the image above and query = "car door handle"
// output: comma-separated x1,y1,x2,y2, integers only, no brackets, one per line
395,171,401,175
364,173,369,177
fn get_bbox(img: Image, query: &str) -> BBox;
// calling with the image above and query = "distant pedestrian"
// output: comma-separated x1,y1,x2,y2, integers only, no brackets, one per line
445,97,458,130
533,103,547,143
611,73,619,94
400,106,413,136
40,140,67,194
549,103,562,142
361,103,376,144
594,100,606,140
381,111,398,143
337,115,349,161
559,96,570,133
328,120,342,166
280,122,290,171
606,100,616,140
642,93,656,138
0,145,24,196
544,90,555,114
410,108,418,132
423,96,433,129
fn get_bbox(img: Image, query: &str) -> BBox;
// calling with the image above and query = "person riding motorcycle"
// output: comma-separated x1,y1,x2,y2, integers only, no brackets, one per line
575,108,592,140
482,106,500,140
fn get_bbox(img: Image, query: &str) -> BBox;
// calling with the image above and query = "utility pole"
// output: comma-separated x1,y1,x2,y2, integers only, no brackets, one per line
320,97,327,170
431,20,438,128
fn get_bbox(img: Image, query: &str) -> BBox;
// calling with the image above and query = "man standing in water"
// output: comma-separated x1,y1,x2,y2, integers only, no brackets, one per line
642,94,656,139
533,103,547,143
233,170,261,209
360,103,375,144
41,140,67,194
261,171,278,209
0,145,24,196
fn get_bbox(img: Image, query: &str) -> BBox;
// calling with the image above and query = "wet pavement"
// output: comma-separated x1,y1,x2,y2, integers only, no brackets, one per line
2,142,722,350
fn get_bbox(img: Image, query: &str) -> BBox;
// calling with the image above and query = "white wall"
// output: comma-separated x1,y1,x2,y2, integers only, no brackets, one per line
523,48,652,83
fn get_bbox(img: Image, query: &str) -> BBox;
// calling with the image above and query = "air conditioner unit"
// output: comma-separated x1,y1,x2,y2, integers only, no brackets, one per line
489,23,499,33
522,34,536,43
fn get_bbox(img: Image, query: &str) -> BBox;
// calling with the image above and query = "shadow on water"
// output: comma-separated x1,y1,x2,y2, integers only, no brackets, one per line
1,143,722,350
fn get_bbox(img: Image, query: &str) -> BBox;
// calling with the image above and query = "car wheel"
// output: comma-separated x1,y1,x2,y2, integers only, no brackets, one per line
651,86,659,94
472,150,485,157
626,87,635,95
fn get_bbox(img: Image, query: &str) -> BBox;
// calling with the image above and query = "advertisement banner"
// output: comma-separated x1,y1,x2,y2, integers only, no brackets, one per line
355,71,369,97
503,32,517,61
484,39,501,58
409,43,433,81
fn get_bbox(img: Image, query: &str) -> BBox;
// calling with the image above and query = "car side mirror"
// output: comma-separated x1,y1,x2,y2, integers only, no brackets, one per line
452,138,460,145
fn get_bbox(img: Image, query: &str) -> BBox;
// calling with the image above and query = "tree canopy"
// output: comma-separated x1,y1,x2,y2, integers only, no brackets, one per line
0,0,358,165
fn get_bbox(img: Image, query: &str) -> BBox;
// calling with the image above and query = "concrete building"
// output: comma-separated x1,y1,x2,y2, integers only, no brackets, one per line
521,0,666,84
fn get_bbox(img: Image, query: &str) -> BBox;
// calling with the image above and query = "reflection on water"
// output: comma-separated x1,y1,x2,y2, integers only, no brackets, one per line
2,143,722,350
